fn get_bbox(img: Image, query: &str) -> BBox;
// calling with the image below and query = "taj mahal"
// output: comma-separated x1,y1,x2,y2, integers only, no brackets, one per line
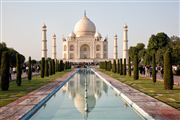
41,11,128,63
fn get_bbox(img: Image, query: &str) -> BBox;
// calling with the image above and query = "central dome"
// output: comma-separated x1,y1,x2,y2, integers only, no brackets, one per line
74,13,96,37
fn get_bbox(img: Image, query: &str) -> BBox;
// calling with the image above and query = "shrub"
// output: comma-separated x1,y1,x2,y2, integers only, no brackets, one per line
112,59,116,73
152,53,156,83
60,60,64,71
0,51,10,91
128,57,131,76
133,54,139,80
16,53,22,86
28,56,32,80
45,59,49,77
41,57,45,78
164,50,173,90
123,58,126,75
120,59,123,75
117,59,120,73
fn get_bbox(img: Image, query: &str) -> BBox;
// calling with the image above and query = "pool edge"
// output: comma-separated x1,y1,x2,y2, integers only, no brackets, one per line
91,68,155,120
20,69,79,120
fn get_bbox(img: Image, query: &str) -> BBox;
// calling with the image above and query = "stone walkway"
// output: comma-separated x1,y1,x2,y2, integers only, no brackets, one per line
0,70,76,120
95,69,180,120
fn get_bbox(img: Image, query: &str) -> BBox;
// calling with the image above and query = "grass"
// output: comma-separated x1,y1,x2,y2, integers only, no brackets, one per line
0,69,72,107
99,69,180,110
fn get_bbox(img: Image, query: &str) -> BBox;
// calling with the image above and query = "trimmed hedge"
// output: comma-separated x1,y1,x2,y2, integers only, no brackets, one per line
16,53,22,86
41,57,45,78
0,51,10,91
164,50,173,90
133,54,139,80
28,56,32,80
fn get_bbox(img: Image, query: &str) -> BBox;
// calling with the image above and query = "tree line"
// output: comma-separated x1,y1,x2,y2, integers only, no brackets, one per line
0,42,71,91
100,32,174,90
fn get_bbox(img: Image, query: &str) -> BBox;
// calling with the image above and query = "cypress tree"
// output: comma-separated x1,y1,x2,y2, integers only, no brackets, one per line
60,60,64,71
112,59,116,73
117,59,120,74
16,53,22,86
49,59,53,75
133,54,139,80
105,61,107,70
128,57,131,76
123,58,126,75
45,59,49,77
0,51,10,91
164,50,173,90
120,59,123,75
28,56,32,80
55,60,58,72
52,59,55,74
41,57,45,78
152,53,156,83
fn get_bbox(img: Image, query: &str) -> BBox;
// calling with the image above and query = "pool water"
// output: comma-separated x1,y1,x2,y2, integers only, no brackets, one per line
30,69,144,120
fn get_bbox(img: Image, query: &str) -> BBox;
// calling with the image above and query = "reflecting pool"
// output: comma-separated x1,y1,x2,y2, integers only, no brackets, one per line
30,69,144,120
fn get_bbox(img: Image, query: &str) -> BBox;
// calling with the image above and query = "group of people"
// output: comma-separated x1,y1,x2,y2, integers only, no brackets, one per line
9,64,40,80
138,65,164,78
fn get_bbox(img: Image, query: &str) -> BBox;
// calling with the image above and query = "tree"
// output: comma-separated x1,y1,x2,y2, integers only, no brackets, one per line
49,59,53,75
128,57,131,76
59,60,64,71
164,49,173,90
28,56,32,80
0,51,10,91
52,59,55,74
152,53,156,83
112,59,116,73
44,59,49,77
120,59,123,75
16,53,22,86
123,59,126,75
133,54,139,80
105,61,107,70
55,60,59,72
41,58,45,78
170,36,180,65
117,59,120,73
147,33,170,65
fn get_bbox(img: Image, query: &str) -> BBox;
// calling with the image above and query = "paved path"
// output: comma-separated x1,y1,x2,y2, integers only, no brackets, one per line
95,69,180,120
10,72,40,81
140,72,180,85
0,70,76,120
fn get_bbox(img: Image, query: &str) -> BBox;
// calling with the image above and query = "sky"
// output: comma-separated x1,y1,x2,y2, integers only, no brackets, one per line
0,0,179,60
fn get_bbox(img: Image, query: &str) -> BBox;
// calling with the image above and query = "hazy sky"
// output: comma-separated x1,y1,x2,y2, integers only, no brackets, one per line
0,0,179,60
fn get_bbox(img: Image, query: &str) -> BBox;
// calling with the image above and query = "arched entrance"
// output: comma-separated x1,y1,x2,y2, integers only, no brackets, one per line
80,44,90,59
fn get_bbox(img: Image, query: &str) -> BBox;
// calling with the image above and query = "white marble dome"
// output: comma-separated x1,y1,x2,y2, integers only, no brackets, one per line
74,14,96,37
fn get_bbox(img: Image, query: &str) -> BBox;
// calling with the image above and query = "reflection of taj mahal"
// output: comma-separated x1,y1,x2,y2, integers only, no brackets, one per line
62,70,108,118
62,12,108,62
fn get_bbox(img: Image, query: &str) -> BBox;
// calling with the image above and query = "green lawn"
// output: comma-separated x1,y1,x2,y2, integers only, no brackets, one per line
0,70,71,107
99,69,180,109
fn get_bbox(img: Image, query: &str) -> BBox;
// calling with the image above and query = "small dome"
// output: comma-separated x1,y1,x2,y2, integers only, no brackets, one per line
52,33,56,37
94,32,102,38
42,24,47,28
74,13,96,37
62,37,66,41
68,32,76,38
124,24,128,28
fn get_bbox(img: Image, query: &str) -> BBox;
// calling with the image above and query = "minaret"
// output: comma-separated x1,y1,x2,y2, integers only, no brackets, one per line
113,34,118,59
52,33,56,60
123,24,128,62
41,24,47,59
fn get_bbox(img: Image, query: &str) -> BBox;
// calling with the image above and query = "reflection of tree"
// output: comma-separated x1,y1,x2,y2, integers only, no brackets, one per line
62,69,108,118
